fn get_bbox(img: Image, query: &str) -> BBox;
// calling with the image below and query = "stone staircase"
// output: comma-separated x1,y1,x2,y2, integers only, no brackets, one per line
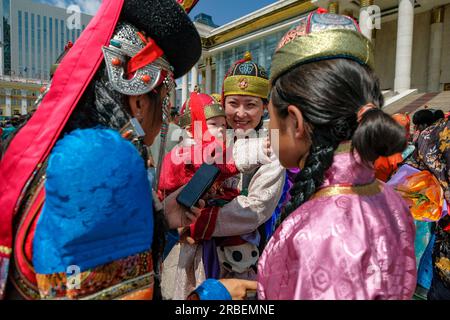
383,91,450,116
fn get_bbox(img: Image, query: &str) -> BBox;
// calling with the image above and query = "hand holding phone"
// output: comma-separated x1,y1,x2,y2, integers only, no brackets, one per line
176,163,220,209
163,186,204,229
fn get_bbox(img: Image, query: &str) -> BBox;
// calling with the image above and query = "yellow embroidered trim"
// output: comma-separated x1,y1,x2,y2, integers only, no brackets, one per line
81,273,154,300
312,180,382,200
223,75,269,99
436,257,450,273
270,29,374,85
178,103,225,128
0,246,12,255
335,141,352,154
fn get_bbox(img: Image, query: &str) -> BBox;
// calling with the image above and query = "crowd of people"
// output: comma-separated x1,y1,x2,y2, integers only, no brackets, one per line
0,0,448,301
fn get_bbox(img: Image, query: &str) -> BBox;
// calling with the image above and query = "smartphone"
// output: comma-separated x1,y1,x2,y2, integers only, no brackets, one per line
176,163,221,209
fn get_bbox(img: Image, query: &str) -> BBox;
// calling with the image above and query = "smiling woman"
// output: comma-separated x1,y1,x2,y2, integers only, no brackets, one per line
161,52,286,300
224,95,264,131
223,52,269,131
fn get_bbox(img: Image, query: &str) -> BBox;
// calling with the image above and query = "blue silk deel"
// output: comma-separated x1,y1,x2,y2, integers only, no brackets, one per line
194,279,232,300
33,128,154,274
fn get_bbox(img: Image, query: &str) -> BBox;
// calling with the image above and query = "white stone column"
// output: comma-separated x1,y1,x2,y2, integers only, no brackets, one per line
181,74,189,105
205,57,212,94
5,88,11,117
21,90,27,115
427,7,444,92
394,0,415,93
359,0,374,40
190,64,198,92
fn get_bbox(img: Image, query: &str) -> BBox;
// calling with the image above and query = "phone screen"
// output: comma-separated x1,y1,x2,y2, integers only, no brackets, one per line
176,163,220,209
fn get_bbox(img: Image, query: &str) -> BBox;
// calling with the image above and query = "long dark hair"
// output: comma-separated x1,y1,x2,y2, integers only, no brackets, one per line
271,59,407,220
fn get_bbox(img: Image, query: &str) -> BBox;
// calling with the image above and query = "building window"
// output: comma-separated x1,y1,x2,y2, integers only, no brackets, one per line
3,0,12,75
60,19,64,50
43,16,47,78
249,40,262,66
222,50,233,75
55,19,59,58
25,12,29,77
235,45,247,62
37,15,41,78
49,18,53,65
18,11,23,74
72,28,75,43
31,14,35,78
264,34,278,75
66,23,69,44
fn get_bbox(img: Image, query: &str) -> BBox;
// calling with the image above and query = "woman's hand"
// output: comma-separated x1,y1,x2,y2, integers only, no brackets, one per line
162,186,204,229
219,279,258,300
178,227,196,245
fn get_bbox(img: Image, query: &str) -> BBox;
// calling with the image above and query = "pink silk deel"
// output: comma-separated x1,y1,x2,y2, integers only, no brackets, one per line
257,149,417,300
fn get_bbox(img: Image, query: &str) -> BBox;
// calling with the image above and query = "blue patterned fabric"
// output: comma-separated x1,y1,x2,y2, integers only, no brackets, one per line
402,144,416,161
163,229,180,260
414,221,433,268
264,171,290,240
194,279,232,300
33,128,154,274
417,233,436,290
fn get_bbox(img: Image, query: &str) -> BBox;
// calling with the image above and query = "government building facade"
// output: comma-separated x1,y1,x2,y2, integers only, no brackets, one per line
182,0,450,114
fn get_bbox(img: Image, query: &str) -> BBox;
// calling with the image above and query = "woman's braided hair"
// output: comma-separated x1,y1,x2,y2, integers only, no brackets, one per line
271,59,407,223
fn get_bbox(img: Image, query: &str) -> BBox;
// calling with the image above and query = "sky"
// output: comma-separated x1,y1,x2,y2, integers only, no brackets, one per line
36,0,278,26
188,0,277,26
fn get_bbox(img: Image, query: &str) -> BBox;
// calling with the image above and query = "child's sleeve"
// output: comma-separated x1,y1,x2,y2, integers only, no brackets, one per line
232,137,271,173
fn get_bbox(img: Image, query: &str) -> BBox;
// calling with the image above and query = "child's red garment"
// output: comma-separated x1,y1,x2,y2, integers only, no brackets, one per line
158,141,239,197
158,92,238,198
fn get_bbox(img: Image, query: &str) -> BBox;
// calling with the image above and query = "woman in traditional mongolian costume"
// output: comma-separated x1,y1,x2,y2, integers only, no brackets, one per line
0,0,202,300
161,54,287,299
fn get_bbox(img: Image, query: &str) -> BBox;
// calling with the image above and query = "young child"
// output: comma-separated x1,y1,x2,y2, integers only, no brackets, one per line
158,92,238,196
159,92,268,299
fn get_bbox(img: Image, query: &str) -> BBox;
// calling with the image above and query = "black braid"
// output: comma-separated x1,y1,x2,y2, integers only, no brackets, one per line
281,128,340,221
